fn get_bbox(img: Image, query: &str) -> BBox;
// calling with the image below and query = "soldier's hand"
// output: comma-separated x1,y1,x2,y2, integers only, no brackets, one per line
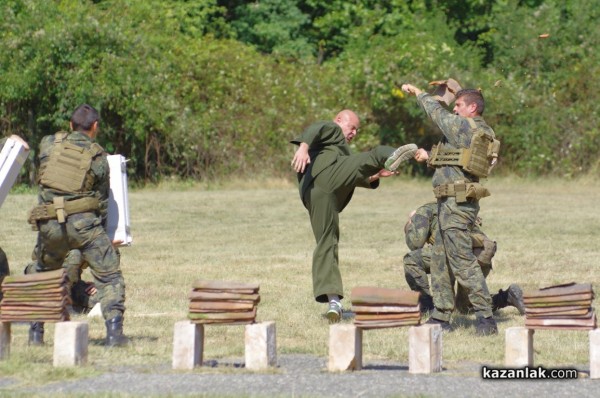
291,143,310,173
415,148,429,163
377,169,396,178
401,84,422,96
112,239,124,247
9,134,29,150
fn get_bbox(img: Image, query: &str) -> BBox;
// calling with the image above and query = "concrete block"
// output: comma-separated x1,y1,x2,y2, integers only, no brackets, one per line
172,321,204,370
328,324,362,372
53,321,88,367
245,321,277,370
0,322,11,360
505,327,534,367
589,329,600,379
409,324,442,374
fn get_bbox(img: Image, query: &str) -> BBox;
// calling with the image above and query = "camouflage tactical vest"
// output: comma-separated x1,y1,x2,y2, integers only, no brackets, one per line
428,118,500,178
39,132,103,193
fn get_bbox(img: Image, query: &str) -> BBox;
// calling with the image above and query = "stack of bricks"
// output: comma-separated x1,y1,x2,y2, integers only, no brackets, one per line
351,286,421,329
524,282,596,330
188,280,260,325
0,268,70,322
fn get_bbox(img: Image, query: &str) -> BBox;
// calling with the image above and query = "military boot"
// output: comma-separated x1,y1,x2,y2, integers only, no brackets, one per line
105,316,130,347
28,322,45,346
492,285,525,315
475,316,498,336
418,293,435,314
505,284,525,315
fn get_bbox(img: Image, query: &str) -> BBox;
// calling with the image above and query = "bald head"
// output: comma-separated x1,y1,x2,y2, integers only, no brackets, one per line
334,110,360,143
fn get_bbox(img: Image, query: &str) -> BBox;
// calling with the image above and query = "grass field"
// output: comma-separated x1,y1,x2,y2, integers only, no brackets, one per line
0,176,599,384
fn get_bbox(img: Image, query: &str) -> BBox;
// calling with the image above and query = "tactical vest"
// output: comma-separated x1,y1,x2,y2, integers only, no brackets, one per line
39,132,103,193
427,118,500,178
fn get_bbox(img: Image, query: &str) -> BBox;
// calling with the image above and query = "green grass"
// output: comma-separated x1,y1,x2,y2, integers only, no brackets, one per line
0,176,599,384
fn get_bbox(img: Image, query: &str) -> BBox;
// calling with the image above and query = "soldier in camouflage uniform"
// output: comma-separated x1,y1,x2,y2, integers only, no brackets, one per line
403,202,525,315
290,110,417,322
402,84,499,335
25,104,128,346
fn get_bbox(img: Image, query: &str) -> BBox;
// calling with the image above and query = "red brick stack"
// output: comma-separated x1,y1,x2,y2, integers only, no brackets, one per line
524,283,596,330
188,280,260,325
351,286,421,329
0,268,70,322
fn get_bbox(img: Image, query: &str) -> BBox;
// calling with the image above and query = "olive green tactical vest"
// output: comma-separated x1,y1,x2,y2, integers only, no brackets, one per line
428,118,500,178
39,132,103,193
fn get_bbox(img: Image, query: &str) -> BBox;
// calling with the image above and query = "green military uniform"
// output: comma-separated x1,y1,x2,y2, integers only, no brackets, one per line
26,131,125,320
403,202,496,313
416,93,496,322
291,121,396,302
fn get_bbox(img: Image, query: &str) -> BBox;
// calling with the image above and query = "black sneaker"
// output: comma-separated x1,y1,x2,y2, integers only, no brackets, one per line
425,317,452,332
475,316,498,336
506,284,525,315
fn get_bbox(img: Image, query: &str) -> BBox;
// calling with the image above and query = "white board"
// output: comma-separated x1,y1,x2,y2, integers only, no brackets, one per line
0,137,30,209
106,155,132,246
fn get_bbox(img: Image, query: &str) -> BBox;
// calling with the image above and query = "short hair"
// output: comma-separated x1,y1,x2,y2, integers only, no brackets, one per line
71,104,99,132
456,89,485,115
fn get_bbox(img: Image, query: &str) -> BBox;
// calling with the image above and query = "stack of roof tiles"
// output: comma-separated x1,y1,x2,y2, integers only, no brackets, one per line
351,286,421,329
524,282,596,330
188,280,260,325
0,268,70,322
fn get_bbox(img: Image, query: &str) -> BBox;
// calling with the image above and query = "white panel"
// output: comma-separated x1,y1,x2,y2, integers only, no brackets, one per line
106,155,132,246
0,137,30,209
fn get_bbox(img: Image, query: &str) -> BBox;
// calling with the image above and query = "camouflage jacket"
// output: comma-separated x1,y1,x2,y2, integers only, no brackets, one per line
416,93,496,188
37,131,109,224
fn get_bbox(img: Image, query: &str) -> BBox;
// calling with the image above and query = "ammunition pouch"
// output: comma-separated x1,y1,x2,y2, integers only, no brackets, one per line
433,182,490,203
27,197,100,229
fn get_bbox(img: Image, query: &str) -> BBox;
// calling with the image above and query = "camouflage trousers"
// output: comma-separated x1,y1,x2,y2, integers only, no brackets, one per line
404,245,492,313
430,197,493,321
25,212,126,320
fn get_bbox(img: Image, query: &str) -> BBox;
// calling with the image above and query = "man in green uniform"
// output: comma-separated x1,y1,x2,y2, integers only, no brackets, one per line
402,84,500,335
290,109,417,322
403,202,524,315
25,104,128,346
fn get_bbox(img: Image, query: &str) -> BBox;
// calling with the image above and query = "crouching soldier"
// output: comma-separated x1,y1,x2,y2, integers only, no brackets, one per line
403,202,524,315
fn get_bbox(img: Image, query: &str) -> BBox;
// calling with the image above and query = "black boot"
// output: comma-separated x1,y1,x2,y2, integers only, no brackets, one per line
475,316,498,336
491,289,508,312
492,285,525,315
29,322,45,346
105,316,129,347
505,284,525,315
418,294,435,313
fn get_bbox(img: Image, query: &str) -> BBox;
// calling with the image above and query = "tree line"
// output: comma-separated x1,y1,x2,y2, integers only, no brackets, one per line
1,0,598,183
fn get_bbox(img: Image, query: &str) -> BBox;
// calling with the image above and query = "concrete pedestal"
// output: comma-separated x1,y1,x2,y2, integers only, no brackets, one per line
245,321,277,370
505,327,534,367
53,321,88,367
172,321,204,370
408,324,442,374
328,324,362,371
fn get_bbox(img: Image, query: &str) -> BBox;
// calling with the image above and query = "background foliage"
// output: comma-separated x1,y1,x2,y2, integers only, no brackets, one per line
1,0,597,182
